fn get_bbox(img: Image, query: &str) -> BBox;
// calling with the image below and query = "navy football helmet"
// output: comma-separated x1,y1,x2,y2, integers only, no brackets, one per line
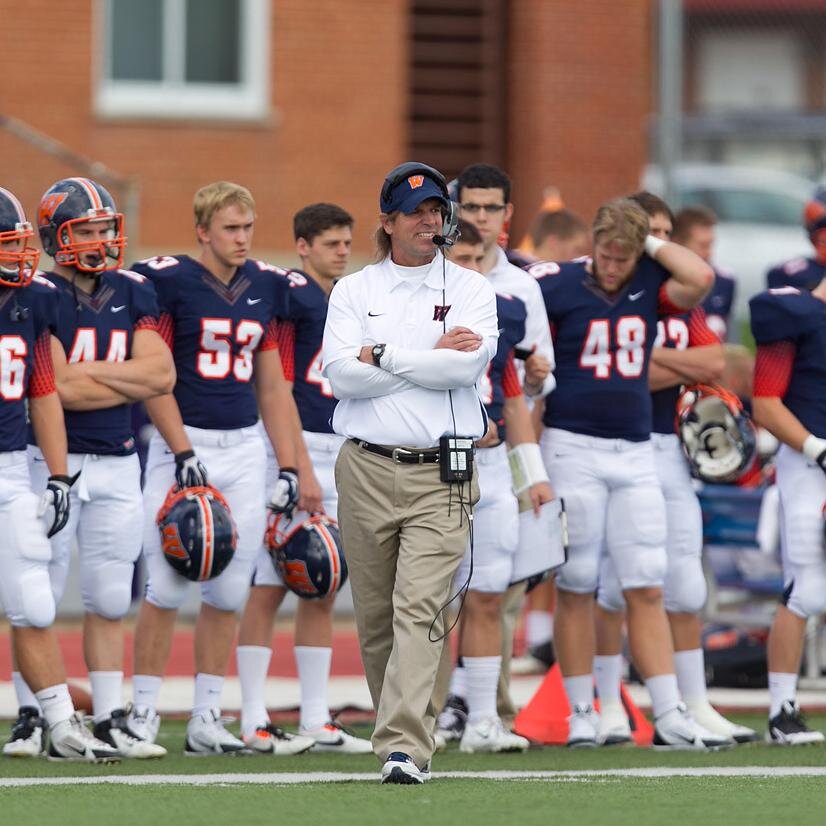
265,511,348,599
0,186,40,288
156,485,237,581
37,177,126,274
677,384,757,484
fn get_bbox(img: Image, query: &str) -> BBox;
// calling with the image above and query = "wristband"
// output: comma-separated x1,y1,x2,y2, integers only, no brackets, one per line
508,442,549,495
644,235,666,258
802,434,826,463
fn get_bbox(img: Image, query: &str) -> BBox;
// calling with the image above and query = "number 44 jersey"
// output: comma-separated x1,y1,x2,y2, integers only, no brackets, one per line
527,255,679,442
131,255,289,430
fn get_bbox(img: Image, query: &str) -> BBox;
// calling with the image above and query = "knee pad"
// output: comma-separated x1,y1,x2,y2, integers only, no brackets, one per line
144,555,190,611
82,562,135,620
615,544,667,591
597,572,626,613
201,563,253,612
785,566,826,619
11,568,57,628
664,554,707,614
555,550,600,594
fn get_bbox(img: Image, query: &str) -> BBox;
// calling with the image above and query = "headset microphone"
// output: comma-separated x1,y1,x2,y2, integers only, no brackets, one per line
432,234,453,247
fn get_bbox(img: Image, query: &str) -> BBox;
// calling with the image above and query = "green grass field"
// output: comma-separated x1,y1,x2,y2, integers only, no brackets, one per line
3,714,826,826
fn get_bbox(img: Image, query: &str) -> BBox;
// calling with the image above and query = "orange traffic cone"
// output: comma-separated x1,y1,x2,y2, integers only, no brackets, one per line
513,663,654,746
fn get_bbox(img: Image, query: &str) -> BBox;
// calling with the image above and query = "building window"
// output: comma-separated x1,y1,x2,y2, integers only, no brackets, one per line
96,0,269,120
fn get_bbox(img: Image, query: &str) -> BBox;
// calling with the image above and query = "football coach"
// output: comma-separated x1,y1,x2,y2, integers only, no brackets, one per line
321,162,498,783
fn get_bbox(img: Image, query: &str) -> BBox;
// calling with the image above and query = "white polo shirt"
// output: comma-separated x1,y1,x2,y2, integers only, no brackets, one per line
487,246,556,396
321,252,498,447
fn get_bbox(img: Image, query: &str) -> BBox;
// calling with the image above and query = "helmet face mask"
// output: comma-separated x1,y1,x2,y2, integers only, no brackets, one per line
0,187,40,288
266,510,348,599
38,178,126,275
677,384,757,484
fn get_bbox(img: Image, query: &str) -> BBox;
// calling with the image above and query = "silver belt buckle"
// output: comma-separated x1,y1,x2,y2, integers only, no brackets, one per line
391,447,408,464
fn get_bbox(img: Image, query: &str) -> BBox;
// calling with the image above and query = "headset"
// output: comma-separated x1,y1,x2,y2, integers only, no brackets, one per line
380,162,459,246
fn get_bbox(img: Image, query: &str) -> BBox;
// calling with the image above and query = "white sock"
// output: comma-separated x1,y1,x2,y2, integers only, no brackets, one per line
192,673,224,719
464,656,501,723
593,654,622,706
674,648,708,706
448,664,468,699
36,684,75,729
526,611,553,648
563,674,594,709
645,673,681,719
12,671,41,712
89,671,123,723
237,645,272,736
295,645,332,731
768,672,798,718
132,674,162,714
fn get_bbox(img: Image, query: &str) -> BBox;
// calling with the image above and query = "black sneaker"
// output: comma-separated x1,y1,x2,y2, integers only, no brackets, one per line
3,706,44,758
435,694,469,744
766,701,825,746
93,708,167,758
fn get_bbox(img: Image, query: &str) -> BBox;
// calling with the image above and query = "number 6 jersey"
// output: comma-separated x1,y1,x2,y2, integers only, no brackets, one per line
528,255,681,442
131,255,289,430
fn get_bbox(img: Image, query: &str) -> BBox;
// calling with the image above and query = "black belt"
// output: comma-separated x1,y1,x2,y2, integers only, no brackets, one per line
351,438,440,464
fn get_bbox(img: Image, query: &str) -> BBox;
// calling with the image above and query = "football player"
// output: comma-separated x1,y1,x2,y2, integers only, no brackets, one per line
765,186,826,292
749,276,826,744
0,186,118,762
434,221,551,753
20,178,173,759
592,192,758,746
236,203,371,755
528,197,728,749
671,206,735,341
127,181,317,754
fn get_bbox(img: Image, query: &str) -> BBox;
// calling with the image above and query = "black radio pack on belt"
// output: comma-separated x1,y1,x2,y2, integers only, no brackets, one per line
439,435,474,483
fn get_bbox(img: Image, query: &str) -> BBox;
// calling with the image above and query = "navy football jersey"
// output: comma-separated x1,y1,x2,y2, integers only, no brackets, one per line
650,308,720,435
766,256,826,292
528,256,674,441
478,293,527,440
750,287,826,438
701,267,735,340
39,268,159,455
273,269,336,434
0,275,58,452
131,255,289,430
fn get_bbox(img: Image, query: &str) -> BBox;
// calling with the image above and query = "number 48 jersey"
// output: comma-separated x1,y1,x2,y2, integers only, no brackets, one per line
528,256,678,442
131,255,289,430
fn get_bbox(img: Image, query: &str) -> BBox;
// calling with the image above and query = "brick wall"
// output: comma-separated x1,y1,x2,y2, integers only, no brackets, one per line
0,0,408,263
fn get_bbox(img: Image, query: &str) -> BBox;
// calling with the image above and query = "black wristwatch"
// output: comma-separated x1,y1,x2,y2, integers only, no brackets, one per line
371,343,386,367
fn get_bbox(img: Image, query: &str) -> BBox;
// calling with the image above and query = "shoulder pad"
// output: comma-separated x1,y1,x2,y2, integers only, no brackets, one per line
749,288,819,344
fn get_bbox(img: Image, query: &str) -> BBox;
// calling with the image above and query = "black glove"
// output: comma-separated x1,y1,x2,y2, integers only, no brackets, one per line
174,449,208,489
269,467,299,515
39,473,79,538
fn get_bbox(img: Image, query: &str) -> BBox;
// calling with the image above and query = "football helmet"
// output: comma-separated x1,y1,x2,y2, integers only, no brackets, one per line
265,511,348,599
804,185,826,263
156,485,237,581
0,186,40,288
676,384,757,484
37,177,126,274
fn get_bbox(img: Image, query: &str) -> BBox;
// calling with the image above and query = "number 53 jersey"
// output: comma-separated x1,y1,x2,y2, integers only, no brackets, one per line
528,256,677,442
131,255,288,430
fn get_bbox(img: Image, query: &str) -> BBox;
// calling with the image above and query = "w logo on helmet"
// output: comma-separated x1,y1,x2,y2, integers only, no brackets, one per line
407,175,425,190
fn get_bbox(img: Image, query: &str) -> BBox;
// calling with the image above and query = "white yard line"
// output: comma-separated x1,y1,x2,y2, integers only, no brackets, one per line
2,767,826,787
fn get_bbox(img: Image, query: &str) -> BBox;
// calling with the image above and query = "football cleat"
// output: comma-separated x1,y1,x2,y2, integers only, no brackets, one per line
653,703,733,750
566,704,599,748
685,700,759,744
435,694,469,744
300,720,373,754
93,708,167,759
459,717,530,753
3,706,45,758
184,711,249,756
597,701,632,746
126,705,162,744
380,751,427,785
243,724,315,756
766,701,826,746
47,712,120,763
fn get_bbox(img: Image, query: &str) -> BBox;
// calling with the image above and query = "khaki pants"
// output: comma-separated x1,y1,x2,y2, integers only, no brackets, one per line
336,439,478,768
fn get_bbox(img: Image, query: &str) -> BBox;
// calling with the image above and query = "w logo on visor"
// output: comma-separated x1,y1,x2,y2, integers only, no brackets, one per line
407,175,425,190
